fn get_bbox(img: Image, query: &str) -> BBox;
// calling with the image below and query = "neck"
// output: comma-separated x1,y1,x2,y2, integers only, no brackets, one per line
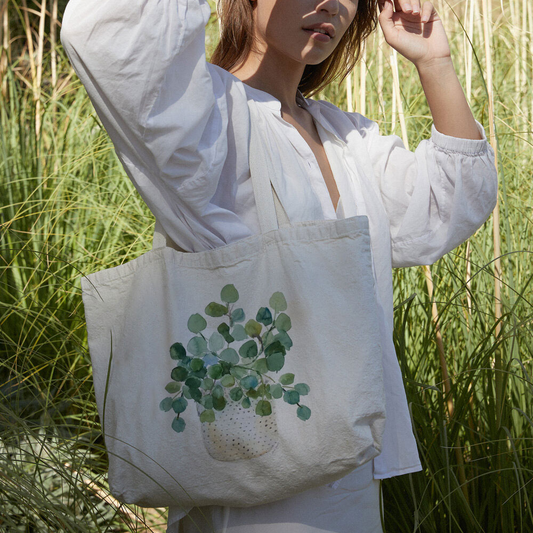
230,46,306,116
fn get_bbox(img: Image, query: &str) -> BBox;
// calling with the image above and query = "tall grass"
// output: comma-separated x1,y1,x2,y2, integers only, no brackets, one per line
1,0,532,531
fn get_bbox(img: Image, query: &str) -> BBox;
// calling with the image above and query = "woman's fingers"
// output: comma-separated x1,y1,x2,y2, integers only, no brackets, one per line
421,1,435,23
394,0,421,14
381,0,436,25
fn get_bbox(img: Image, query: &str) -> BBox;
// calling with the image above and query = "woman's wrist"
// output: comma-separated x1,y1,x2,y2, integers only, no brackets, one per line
417,58,482,140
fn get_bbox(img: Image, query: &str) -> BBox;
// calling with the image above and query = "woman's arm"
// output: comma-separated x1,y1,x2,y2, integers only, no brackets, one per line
61,0,233,251
379,0,481,140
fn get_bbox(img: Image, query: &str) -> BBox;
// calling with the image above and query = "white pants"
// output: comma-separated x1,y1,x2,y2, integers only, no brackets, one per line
172,461,383,533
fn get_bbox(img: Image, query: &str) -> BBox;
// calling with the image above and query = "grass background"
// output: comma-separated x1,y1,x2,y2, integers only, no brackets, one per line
1,0,532,531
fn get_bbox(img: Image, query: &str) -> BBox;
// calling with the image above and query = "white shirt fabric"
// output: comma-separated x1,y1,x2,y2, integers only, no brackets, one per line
61,0,498,515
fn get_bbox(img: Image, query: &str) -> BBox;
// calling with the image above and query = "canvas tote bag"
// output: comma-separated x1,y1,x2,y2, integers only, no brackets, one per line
81,103,386,512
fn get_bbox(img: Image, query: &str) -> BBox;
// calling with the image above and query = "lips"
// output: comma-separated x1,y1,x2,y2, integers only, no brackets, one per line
302,23,336,39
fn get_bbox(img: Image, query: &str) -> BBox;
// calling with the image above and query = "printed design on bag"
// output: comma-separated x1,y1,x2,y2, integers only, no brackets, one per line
160,284,311,434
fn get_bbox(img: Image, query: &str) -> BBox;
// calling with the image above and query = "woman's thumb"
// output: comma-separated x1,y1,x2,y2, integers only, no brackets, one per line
378,0,395,31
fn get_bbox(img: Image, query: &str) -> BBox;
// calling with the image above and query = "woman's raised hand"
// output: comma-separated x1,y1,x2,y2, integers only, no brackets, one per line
378,0,451,70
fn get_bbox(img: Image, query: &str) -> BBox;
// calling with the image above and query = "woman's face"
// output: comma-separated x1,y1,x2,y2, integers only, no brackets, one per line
252,0,359,66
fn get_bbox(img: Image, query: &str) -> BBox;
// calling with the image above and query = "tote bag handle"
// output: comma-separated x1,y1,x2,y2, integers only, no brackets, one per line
247,102,290,233
152,103,290,250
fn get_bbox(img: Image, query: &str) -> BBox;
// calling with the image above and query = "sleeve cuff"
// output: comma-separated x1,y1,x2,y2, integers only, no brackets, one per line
431,120,489,155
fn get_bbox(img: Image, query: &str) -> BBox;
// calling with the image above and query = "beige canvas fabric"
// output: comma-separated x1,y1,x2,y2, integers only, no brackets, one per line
80,104,386,511
174,461,383,533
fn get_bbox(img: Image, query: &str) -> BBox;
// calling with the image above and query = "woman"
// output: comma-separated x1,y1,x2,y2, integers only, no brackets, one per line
61,0,498,531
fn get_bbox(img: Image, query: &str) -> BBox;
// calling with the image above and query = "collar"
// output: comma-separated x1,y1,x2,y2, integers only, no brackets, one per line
242,80,341,139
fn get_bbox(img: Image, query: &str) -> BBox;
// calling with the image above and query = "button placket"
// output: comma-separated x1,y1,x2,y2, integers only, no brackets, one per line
279,119,338,220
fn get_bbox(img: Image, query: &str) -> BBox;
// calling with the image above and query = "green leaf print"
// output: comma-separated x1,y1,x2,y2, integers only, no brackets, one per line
208,331,225,352
275,313,292,332
239,340,258,359
231,308,245,323
205,302,228,317
188,313,207,333
165,382,181,394
297,406,312,421
187,336,207,357
163,286,310,434
294,383,310,396
221,284,239,303
283,390,300,405
172,417,186,433
279,373,295,385
231,324,247,341
200,409,216,423
220,348,239,364
256,400,272,416
171,366,188,382
172,397,188,414
256,307,273,326
244,319,262,337
266,352,285,372
159,398,173,412
269,292,287,312
170,342,187,360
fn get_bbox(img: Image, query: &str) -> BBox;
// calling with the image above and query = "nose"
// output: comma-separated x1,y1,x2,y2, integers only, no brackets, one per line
316,0,340,16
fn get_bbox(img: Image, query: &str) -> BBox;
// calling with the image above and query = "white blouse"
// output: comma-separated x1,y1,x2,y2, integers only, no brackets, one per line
61,0,498,495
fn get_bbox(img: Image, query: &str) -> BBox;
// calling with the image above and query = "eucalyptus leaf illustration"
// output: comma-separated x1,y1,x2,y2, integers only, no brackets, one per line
208,331,225,352
256,400,272,416
172,417,186,433
170,342,187,360
230,387,244,401
172,397,188,414
239,340,258,359
159,397,173,412
189,387,202,402
162,286,311,434
187,336,207,357
165,382,181,394
256,307,272,326
294,383,310,396
217,323,234,343
269,292,287,312
283,390,300,405
266,352,285,372
188,314,207,334
270,383,283,399
220,374,235,388
244,319,262,337
251,358,269,374
200,409,216,423
207,364,223,379
241,375,259,390
202,377,214,390
221,284,239,303
297,406,311,421
275,313,292,332
190,358,204,372
205,302,228,317
200,395,213,410
231,308,245,323
220,348,239,364
231,324,247,341
171,366,188,382
279,373,295,385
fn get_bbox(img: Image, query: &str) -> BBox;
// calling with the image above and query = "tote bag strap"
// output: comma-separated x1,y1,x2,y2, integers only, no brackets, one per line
248,103,290,233
152,102,290,250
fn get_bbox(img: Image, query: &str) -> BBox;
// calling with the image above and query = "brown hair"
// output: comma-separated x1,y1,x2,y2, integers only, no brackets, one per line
210,0,379,97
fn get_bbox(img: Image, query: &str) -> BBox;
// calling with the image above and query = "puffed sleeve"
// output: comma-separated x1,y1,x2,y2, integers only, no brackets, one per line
354,115,498,268
61,0,233,251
